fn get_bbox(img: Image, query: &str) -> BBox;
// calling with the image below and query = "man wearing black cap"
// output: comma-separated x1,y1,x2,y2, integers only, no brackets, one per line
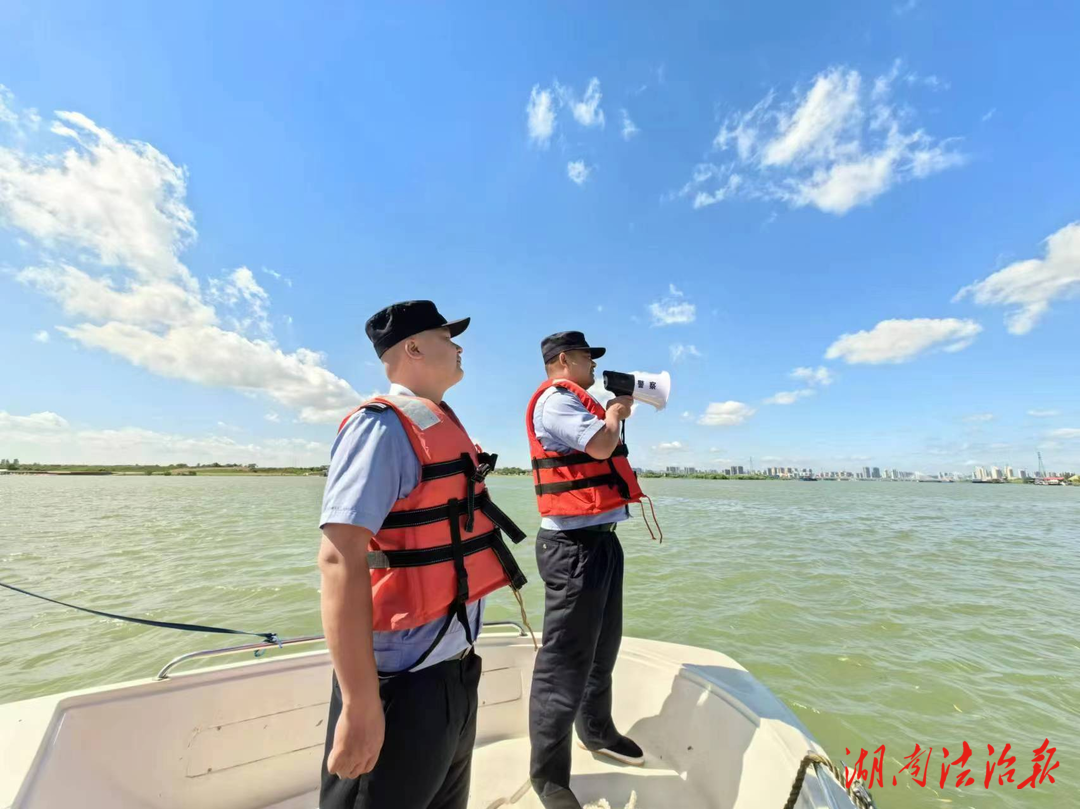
317,300,527,809
525,332,645,809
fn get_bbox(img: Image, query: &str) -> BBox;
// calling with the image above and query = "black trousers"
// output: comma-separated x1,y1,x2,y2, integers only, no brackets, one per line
320,650,481,809
529,527,625,794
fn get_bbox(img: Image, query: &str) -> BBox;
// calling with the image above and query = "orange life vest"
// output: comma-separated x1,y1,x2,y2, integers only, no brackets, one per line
339,393,527,672
525,379,644,517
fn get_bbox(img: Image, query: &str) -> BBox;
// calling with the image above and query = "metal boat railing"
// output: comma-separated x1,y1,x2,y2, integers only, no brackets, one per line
155,620,530,679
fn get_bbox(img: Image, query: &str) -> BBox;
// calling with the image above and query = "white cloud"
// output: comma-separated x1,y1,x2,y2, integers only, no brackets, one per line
649,285,696,326
670,163,743,209
697,401,756,427
1048,428,1080,440
18,263,216,328
33,329,50,343
557,78,605,128
526,85,556,147
903,70,949,92
790,365,834,386
670,344,703,362
0,110,195,280
653,441,686,453
0,85,18,126
0,92,362,424
982,108,996,123
953,222,1080,335
681,64,963,215
58,323,359,424
765,389,816,405
261,267,292,287
894,0,919,15
620,109,639,140
963,413,994,423
0,84,41,137
825,318,982,364
0,411,70,432
208,266,271,336
0,410,327,466
1028,410,1061,418
265,412,280,423
567,160,591,186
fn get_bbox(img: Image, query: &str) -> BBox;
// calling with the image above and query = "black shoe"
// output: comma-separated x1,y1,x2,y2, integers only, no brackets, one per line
579,735,645,766
531,780,584,809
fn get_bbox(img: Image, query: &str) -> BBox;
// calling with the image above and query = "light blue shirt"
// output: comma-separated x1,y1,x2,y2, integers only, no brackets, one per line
320,383,482,673
533,386,630,531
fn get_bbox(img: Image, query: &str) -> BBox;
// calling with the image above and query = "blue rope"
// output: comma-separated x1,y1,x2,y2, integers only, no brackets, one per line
0,579,279,646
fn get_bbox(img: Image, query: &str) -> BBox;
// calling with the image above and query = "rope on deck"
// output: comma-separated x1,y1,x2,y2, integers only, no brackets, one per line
782,752,876,809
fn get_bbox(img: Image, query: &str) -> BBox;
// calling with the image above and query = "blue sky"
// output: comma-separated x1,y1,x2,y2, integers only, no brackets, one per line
1,1,1078,474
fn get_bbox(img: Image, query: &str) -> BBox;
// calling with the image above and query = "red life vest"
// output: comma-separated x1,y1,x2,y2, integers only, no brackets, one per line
525,379,644,517
338,393,527,671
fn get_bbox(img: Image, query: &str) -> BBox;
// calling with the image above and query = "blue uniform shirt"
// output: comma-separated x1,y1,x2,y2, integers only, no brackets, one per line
533,386,630,531
320,383,482,673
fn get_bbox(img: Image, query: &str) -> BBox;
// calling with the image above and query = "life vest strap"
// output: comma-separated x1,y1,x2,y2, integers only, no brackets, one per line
381,490,493,529
531,443,628,470
380,489,527,545
420,450,497,482
375,609,457,678
478,494,527,544
368,528,529,590
369,528,497,569
371,499,529,678
534,472,623,496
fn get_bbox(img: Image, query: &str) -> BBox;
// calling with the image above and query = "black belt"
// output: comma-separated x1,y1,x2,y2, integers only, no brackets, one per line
582,522,617,533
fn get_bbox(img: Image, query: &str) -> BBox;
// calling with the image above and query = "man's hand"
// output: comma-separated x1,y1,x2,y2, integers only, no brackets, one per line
606,395,633,421
586,396,634,459
326,689,386,779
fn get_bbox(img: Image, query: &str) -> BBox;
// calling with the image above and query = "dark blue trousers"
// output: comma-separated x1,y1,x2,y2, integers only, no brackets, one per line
529,526,625,796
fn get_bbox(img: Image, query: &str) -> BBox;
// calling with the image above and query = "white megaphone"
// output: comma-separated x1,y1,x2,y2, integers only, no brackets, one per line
602,370,671,410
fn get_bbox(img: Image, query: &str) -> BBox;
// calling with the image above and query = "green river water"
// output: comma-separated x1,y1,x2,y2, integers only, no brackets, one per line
1,475,1076,808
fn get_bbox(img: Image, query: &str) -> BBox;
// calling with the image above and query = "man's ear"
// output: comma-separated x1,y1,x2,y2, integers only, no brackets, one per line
404,338,423,360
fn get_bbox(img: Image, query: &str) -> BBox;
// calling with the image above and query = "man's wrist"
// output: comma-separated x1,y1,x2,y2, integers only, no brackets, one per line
341,678,380,709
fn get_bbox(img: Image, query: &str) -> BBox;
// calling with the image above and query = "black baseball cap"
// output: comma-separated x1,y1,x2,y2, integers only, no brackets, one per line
365,300,470,358
540,330,606,365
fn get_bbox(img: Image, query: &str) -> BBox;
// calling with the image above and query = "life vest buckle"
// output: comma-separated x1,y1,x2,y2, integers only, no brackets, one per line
472,451,498,482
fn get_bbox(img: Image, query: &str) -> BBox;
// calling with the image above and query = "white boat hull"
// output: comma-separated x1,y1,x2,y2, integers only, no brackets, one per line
0,630,863,808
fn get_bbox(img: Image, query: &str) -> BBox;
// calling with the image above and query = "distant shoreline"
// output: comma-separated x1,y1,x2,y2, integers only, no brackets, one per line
0,465,326,477
1,466,1073,485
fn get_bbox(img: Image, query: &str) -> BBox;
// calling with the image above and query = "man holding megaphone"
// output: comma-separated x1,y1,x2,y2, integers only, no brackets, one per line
524,331,649,809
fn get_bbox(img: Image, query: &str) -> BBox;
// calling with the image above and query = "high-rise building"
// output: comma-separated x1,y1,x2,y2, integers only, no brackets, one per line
1019,469,1028,479
990,466,1002,480
872,467,881,478
863,466,871,479
1005,465,1015,479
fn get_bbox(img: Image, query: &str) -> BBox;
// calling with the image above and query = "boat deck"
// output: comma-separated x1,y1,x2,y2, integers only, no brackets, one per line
262,736,699,809
1,634,853,809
